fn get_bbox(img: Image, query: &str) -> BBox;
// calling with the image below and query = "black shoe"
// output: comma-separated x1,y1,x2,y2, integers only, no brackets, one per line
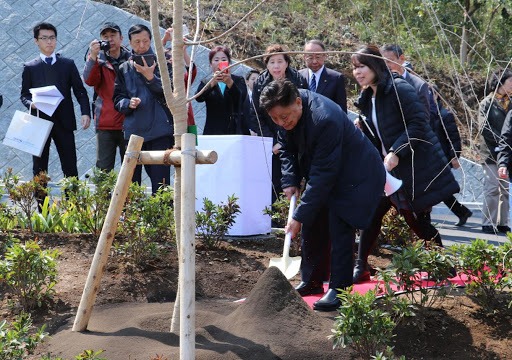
313,289,341,311
482,226,497,234
497,225,511,233
455,210,472,226
353,260,371,284
295,281,324,297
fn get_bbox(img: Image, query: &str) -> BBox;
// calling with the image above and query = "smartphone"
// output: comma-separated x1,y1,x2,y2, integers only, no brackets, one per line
132,54,156,67
218,61,229,73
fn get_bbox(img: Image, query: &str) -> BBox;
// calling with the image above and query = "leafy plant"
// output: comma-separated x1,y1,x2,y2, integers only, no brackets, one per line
330,287,410,359
1,169,49,234
115,183,174,265
379,208,418,248
263,194,298,228
0,240,59,310
449,237,512,310
41,349,107,360
196,195,241,249
0,312,47,360
30,197,65,233
59,170,117,236
382,241,455,312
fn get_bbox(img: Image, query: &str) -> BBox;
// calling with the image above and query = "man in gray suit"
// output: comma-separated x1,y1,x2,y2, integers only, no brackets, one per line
300,39,347,113
380,44,432,117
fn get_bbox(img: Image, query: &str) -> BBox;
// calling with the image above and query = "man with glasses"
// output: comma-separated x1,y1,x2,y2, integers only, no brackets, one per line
20,22,90,209
299,39,347,113
83,22,130,173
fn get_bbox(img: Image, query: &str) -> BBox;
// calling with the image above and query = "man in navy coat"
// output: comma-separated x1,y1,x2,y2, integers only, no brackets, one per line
20,22,90,201
299,39,347,113
259,80,385,311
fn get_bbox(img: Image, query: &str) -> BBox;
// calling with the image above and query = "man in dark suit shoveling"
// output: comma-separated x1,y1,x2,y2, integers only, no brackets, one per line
259,80,385,311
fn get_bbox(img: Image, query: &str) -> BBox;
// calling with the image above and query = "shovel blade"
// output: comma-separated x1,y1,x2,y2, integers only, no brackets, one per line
269,256,302,280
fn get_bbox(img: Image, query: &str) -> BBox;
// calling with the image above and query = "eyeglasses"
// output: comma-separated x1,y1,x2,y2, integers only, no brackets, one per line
38,36,57,42
305,54,325,61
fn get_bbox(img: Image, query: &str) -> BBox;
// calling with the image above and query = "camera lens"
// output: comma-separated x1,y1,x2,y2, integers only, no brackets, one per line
99,40,110,51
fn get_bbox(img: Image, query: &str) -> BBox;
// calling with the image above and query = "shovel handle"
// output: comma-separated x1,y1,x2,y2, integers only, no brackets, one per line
283,194,297,258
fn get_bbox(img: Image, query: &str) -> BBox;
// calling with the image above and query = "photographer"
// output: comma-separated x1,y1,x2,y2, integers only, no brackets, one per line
83,22,130,173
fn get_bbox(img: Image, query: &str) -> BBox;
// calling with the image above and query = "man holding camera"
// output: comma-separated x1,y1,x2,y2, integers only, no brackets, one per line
83,22,130,173
113,24,174,195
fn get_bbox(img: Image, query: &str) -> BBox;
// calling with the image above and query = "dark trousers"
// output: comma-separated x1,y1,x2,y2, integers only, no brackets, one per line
33,124,78,178
443,195,470,218
271,153,282,205
301,208,354,289
357,196,442,264
130,136,173,195
33,125,78,210
96,129,126,172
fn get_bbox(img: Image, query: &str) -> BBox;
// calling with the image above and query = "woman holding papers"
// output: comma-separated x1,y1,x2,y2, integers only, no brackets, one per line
351,45,459,283
20,22,90,209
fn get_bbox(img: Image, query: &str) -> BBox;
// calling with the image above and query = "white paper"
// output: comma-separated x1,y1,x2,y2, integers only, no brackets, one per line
196,135,273,236
3,110,53,157
29,85,64,117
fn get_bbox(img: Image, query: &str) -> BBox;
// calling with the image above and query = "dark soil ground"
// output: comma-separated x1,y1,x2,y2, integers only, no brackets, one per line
1,230,511,359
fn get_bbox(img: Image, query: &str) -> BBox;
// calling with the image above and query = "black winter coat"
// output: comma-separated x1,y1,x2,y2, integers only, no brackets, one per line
497,110,512,171
354,74,459,213
195,74,246,135
478,93,512,164
279,90,385,229
431,103,462,162
250,67,307,142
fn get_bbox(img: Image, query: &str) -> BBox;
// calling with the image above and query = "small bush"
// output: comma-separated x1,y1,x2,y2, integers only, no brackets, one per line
115,184,174,265
449,237,512,310
263,194,293,228
379,208,418,247
330,287,410,359
0,312,47,360
196,195,241,249
0,240,59,310
382,242,455,311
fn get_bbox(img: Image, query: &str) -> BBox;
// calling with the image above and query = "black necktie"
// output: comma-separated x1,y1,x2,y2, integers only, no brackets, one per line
45,57,53,65
309,73,317,92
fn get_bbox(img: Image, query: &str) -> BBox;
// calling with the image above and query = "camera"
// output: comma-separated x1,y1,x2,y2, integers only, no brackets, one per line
99,40,110,51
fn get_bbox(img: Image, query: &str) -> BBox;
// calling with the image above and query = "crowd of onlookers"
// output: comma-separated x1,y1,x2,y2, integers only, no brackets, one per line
11,20,512,311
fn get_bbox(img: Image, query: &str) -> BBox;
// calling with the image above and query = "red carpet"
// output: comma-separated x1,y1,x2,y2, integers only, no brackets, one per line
301,272,469,308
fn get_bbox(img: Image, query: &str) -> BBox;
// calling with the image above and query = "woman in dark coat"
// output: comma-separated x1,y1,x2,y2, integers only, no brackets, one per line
195,45,246,135
351,45,460,283
250,44,308,205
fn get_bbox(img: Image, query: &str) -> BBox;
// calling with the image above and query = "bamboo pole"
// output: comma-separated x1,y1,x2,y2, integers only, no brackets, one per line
138,149,217,165
180,133,196,359
72,135,144,332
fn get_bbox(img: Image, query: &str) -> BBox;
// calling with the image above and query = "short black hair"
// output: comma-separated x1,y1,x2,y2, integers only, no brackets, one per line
33,22,57,39
245,69,259,80
351,45,390,85
128,24,151,41
489,68,512,92
260,80,300,112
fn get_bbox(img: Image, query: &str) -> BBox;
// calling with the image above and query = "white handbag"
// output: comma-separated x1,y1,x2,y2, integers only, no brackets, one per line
3,109,53,157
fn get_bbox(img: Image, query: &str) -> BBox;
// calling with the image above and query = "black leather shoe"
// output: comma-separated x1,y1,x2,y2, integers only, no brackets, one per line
497,225,511,233
482,226,497,234
295,281,324,296
353,261,371,284
313,289,341,312
455,210,472,226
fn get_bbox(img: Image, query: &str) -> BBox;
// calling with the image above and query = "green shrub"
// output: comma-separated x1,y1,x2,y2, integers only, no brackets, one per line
41,349,107,360
330,287,410,359
263,194,293,228
449,237,512,310
196,195,241,249
0,240,59,310
115,184,174,265
379,208,418,247
59,170,117,236
0,312,47,360
380,242,455,311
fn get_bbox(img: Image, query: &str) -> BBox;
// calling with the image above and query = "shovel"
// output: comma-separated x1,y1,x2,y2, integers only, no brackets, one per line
269,194,302,279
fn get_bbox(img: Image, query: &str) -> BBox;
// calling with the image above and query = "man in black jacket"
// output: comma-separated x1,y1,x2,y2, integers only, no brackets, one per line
260,80,385,311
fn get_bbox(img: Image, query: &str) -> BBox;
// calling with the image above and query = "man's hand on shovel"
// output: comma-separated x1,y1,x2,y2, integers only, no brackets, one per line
283,186,301,239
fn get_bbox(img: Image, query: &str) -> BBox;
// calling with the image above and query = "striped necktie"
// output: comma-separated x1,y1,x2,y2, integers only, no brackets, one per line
309,73,317,92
